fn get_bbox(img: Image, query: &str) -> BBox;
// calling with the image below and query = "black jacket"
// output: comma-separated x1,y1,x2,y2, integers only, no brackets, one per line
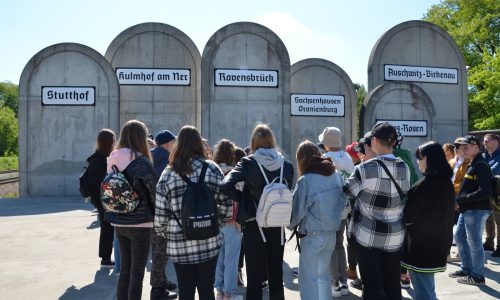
456,154,493,212
220,155,294,224
105,156,158,225
402,174,455,272
86,151,107,209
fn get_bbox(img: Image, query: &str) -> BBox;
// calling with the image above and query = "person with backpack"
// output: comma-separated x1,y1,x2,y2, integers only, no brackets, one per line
221,123,294,300
344,122,410,300
212,139,243,300
155,126,232,300
288,140,346,300
104,120,160,300
84,128,117,269
450,135,493,286
401,141,455,300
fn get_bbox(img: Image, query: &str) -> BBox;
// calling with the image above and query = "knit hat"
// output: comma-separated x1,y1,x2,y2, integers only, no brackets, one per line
155,130,176,145
318,127,342,148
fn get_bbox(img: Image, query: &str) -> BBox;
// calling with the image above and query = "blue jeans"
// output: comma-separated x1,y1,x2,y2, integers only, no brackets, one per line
214,224,242,294
409,270,436,300
299,232,336,300
114,236,121,273
454,210,491,278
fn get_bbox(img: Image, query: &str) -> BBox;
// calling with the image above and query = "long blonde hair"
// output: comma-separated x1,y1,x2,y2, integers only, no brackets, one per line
116,120,152,161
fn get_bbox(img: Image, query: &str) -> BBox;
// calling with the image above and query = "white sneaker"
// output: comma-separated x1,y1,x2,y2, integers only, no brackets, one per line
341,284,349,296
332,285,342,298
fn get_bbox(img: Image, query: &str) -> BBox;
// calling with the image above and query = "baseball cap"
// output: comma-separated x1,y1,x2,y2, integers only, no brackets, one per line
455,135,481,146
370,122,397,142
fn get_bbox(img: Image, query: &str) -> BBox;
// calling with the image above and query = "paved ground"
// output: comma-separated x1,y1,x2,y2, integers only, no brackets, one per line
0,197,499,299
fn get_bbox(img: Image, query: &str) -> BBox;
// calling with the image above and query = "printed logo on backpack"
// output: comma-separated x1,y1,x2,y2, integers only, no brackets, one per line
172,161,219,240
100,165,140,213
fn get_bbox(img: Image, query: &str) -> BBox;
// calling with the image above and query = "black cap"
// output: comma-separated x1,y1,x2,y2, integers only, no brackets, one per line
455,135,481,146
370,122,397,142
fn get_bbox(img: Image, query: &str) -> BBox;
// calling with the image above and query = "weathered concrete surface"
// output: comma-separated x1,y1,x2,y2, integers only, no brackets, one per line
1,197,499,299
291,58,357,155
367,20,468,146
18,43,119,197
362,82,435,155
105,22,201,134
201,22,291,157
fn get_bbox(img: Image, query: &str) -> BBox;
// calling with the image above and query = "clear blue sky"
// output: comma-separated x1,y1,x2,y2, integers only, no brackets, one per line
0,0,441,87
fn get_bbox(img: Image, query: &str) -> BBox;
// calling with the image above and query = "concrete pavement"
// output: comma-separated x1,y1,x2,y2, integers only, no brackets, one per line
0,197,499,299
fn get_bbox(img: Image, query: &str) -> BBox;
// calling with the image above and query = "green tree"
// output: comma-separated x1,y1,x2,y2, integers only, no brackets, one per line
423,0,500,130
0,81,18,117
0,106,18,156
354,83,367,137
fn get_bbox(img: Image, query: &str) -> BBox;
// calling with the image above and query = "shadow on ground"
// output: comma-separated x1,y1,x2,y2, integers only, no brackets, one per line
59,269,117,300
0,197,92,217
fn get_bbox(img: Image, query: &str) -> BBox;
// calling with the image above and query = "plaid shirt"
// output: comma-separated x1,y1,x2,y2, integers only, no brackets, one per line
155,157,232,264
345,156,410,252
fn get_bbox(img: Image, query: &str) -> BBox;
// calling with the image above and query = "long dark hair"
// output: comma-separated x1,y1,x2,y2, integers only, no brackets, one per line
170,126,205,176
415,141,453,178
213,139,235,166
96,129,115,157
116,120,152,161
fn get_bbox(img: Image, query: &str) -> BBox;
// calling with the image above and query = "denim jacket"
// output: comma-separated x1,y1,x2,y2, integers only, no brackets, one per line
288,171,346,235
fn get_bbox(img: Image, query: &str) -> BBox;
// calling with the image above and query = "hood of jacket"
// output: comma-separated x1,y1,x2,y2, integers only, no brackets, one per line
304,156,336,176
107,148,138,173
253,148,284,171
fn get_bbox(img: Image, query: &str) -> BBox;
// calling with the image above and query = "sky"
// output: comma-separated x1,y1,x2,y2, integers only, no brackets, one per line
0,0,441,87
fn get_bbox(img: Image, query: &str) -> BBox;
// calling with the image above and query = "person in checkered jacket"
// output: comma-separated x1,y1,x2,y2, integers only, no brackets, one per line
344,122,410,300
154,126,233,300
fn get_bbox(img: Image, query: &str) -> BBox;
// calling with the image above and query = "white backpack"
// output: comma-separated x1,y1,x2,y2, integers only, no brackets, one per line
255,161,293,244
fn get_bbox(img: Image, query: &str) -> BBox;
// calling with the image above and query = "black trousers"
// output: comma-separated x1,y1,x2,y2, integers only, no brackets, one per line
346,217,358,270
174,256,217,300
97,205,114,261
243,221,284,300
356,241,402,300
115,227,152,300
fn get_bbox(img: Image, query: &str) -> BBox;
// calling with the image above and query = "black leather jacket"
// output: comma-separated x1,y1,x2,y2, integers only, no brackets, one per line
221,155,294,224
86,151,107,210
105,156,158,225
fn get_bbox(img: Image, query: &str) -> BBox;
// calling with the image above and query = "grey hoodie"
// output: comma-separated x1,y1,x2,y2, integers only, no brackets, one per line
253,148,285,171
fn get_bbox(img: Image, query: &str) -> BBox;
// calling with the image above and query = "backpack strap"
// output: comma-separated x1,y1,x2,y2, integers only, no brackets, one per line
257,162,270,185
374,159,405,201
111,164,119,173
174,161,209,228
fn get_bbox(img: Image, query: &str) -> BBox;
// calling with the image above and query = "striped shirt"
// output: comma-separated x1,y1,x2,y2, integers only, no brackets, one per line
154,157,232,264
345,156,410,251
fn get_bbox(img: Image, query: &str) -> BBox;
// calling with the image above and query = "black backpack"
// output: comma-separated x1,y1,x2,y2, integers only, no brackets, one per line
79,166,91,198
172,161,219,240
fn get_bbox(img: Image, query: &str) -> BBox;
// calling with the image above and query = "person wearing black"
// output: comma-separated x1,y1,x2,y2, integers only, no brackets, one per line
401,141,455,300
150,130,178,299
105,120,161,300
86,128,116,268
221,124,294,300
449,135,493,285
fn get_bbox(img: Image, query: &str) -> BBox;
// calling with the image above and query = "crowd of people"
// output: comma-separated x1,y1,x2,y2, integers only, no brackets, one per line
84,119,500,300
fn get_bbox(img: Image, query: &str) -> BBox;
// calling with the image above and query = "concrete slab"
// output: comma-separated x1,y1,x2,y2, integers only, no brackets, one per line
0,197,498,299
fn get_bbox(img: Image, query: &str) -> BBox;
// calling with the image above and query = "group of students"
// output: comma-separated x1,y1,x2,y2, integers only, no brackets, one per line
85,118,499,300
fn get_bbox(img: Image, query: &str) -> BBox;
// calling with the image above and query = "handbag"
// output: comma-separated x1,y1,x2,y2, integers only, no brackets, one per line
374,159,406,203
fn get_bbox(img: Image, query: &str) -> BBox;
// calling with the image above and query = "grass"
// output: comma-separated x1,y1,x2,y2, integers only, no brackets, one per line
0,155,18,171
